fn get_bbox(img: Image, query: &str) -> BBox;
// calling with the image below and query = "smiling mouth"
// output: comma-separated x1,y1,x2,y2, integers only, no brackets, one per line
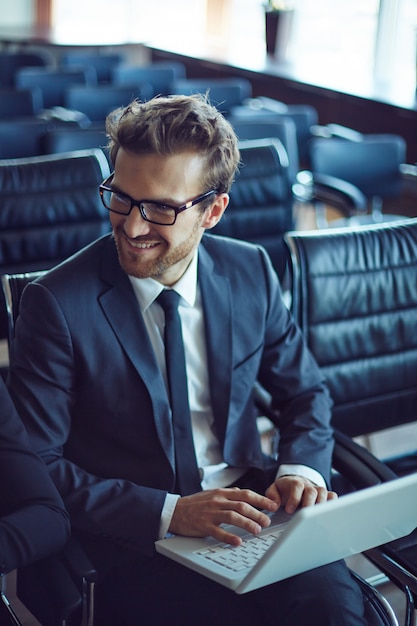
129,241,160,249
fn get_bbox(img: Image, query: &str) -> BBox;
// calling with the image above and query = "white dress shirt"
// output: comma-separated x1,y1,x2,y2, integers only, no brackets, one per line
128,252,325,538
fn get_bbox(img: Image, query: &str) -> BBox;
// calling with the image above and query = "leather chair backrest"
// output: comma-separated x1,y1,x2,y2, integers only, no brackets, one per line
0,119,51,159
1,271,46,348
64,84,153,123
228,117,300,183
309,134,406,202
285,219,417,437
42,126,110,164
212,138,293,281
15,67,96,108
111,63,184,96
170,78,252,114
60,52,125,83
0,51,50,88
0,87,43,119
229,99,318,167
0,148,110,339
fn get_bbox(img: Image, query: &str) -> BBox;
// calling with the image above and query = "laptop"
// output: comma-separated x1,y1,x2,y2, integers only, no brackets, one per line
155,473,417,594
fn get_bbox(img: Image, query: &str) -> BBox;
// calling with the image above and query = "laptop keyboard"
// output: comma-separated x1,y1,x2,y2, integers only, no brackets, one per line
195,526,286,573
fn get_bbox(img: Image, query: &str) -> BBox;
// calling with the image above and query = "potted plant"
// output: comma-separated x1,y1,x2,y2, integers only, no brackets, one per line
264,1,295,58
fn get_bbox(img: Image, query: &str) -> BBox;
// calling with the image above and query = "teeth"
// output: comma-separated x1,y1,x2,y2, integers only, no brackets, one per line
130,241,157,249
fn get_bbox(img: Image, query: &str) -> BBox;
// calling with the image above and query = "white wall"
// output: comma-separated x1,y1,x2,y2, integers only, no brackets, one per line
0,0,34,26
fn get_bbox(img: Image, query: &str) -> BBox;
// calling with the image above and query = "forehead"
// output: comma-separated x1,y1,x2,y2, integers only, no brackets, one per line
113,149,207,201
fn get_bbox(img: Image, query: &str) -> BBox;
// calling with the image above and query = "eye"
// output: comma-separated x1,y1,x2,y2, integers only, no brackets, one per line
112,191,131,207
142,202,173,215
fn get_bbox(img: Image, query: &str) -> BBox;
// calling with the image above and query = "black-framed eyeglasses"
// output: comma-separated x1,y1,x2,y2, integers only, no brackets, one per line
99,173,218,226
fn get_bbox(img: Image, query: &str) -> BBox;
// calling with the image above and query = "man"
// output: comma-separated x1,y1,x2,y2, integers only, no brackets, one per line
7,94,367,625
0,376,69,574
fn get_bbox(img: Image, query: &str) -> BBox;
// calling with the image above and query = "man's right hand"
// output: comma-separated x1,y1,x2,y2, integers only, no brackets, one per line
168,487,278,546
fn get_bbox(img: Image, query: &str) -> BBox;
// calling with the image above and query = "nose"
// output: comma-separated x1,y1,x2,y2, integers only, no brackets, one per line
122,205,152,238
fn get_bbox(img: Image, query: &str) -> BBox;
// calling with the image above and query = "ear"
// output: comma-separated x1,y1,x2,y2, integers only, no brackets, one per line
201,193,229,229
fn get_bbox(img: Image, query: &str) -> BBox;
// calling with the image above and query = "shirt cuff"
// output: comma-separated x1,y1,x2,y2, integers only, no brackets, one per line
158,493,181,539
276,464,326,488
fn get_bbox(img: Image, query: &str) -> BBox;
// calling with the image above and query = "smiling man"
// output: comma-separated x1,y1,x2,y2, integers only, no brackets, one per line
7,94,367,625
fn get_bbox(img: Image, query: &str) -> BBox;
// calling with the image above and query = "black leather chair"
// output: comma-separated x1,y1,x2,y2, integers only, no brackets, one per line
64,83,154,123
15,67,96,109
1,270,98,626
60,52,125,84
283,218,417,625
0,51,50,87
42,125,110,164
229,117,300,184
229,97,319,167
170,77,252,115
0,149,111,344
15,535,96,626
0,580,22,625
212,138,366,284
0,87,43,119
308,134,408,225
0,118,52,158
111,61,185,96
212,138,294,281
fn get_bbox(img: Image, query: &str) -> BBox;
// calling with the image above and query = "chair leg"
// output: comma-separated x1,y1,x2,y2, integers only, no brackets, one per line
80,578,95,626
1,592,23,626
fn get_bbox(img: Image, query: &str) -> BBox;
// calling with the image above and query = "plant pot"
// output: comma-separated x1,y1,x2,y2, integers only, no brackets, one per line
265,9,294,59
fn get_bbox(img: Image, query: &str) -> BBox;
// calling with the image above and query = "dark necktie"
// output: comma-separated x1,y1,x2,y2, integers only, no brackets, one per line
157,289,202,496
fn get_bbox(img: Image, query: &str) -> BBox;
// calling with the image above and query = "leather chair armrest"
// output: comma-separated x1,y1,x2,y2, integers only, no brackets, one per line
17,536,97,625
61,536,98,584
332,430,397,488
310,123,364,142
400,162,417,180
293,170,367,218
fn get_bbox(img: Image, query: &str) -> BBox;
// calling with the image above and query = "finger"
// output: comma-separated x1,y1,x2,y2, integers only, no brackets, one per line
301,485,336,507
312,486,329,505
224,487,278,513
284,483,304,513
221,498,273,530
265,481,282,506
211,525,245,546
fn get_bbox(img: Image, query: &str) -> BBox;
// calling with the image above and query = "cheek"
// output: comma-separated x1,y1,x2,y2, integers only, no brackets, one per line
109,213,122,231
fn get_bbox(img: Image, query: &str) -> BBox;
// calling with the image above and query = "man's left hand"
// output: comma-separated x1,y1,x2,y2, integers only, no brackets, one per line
265,475,337,514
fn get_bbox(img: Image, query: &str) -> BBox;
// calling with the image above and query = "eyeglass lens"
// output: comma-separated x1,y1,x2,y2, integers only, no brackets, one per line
101,189,177,225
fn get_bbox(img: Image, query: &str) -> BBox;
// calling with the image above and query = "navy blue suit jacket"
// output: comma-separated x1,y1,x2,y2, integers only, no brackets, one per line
0,377,69,573
8,233,333,558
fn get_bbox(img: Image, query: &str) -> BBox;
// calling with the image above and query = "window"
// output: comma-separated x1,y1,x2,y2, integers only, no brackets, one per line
51,0,417,103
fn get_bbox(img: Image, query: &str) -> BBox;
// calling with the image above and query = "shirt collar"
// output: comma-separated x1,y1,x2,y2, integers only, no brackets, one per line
128,252,198,313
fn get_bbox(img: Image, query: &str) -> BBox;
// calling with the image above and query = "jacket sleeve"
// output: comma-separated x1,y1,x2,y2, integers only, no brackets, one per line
7,281,167,558
0,378,70,574
256,247,335,485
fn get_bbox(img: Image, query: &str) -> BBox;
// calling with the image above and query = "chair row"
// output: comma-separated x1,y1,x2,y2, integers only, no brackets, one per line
0,57,187,109
257,217,417,626
0,148,111,344
0,74,252,126
1,80,411,227
0,138,368,345
1,109,412,233
0,50,176,87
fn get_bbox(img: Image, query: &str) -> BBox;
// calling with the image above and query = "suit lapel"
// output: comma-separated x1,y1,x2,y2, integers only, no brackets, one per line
97,239,175,468
96,237,235,466
198,245,233,446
